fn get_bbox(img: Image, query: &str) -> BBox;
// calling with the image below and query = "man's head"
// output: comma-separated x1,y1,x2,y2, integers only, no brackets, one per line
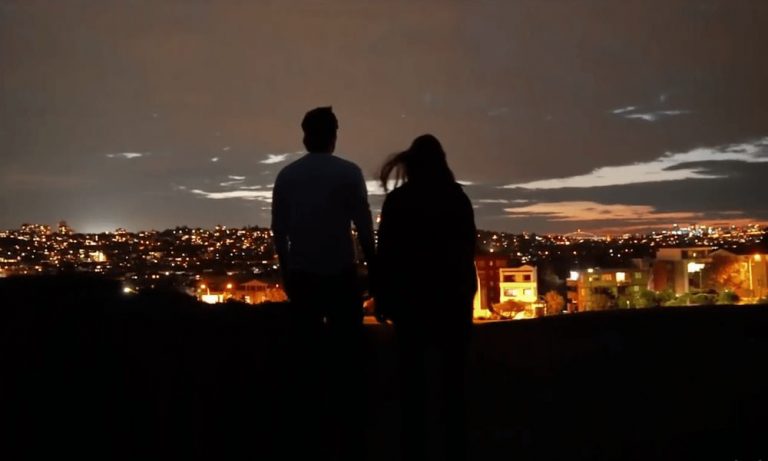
301,106,338,153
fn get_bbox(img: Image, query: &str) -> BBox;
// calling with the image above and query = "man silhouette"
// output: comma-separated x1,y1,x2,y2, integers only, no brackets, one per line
271,106,375,460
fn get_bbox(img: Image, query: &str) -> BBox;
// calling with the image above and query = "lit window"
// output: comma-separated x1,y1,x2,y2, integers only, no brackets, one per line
615,272,626,283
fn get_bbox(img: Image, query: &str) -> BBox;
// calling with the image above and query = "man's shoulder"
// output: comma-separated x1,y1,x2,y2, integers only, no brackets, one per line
274,155,309,184
328,154,363,174
276,154,306,173
278,153,361,176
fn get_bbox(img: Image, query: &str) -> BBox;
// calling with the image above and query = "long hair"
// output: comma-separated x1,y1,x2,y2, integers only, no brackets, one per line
379,134,456,192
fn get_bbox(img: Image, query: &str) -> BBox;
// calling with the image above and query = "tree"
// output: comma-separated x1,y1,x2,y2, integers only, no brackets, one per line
691,292,716,305
492,299,527,318
589,288,615,311
716,290,739,305
706,253,749,296
632,288,658,308
616,294,632,309
544,290,565,315
664,293,690,306
657,289,676,306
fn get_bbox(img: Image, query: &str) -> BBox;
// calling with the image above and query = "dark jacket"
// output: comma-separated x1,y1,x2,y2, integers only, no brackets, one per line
376,181,477,330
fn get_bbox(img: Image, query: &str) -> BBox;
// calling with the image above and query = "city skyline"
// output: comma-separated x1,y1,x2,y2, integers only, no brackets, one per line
2,1,768,233
1,219,764,238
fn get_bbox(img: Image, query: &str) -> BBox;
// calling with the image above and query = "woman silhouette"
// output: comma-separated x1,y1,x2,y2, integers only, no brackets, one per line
376,134,477,461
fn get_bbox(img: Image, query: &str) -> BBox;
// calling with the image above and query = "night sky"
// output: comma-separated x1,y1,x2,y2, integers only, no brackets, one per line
1,0,767,233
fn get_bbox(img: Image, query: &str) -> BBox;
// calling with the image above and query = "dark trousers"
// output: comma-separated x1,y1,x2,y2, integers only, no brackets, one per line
288,268,365,461
396,320,471,461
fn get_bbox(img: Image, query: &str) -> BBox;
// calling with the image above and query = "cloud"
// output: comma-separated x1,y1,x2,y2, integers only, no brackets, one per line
366,180,388,196
106,152,146,159
610,102,690,121
503,138,768,190
366,179,476,195
210,157,220,162
477,199,529,204
478,199,510,204
218,175,247,187
260,153,299,164
623,113,657,122
623,109,691,122
190,188,272,202
503,201,702,222
611,106,637,114
222,146,231,151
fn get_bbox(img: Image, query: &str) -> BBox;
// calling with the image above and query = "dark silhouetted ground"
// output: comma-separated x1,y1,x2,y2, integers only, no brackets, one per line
1,275,766,460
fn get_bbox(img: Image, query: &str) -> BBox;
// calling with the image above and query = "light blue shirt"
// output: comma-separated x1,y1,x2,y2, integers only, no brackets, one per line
271,152,375,275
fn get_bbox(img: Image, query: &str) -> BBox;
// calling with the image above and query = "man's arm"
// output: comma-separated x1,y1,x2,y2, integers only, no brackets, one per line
271,172,291,287
350,167,376,265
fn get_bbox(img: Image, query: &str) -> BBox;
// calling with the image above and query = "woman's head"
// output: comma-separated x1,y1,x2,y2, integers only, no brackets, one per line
379,134,456,192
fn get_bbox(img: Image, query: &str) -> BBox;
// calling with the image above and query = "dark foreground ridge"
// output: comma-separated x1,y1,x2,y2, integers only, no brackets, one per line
1,275,767,460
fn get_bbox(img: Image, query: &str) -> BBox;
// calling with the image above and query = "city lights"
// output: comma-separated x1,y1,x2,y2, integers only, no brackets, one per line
0,221,765,308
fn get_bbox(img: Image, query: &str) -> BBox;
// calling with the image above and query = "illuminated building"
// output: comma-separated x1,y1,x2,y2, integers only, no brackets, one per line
474,254,509,310
499,265,538,304
652,247,715,294
196,279,286,305
232,279,287,304
568,267,649,311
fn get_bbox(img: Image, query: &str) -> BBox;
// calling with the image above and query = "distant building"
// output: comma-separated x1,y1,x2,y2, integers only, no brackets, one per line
474,254,509,310
652,247,715,294
196,278,286,305
235,279,288,304
568,267,649,311
499,265,538,304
